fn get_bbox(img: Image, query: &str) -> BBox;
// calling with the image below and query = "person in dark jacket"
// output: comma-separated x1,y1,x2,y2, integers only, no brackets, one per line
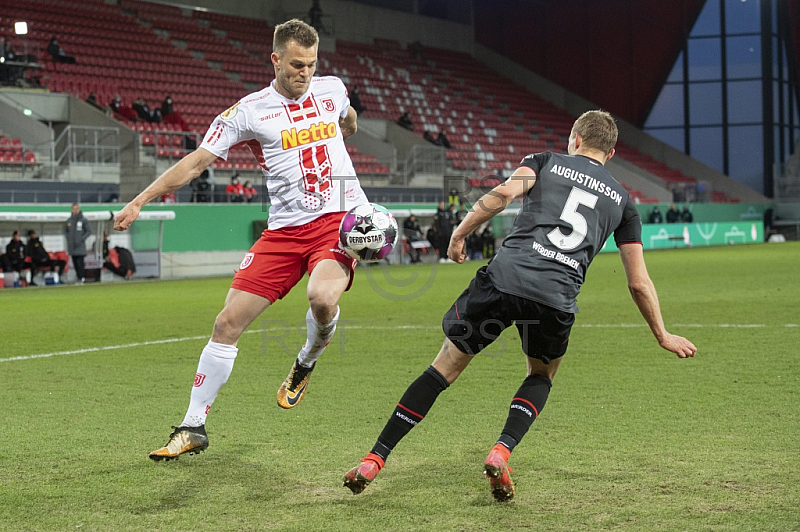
47,37,76,64
666,204,680,224
648,207,662,224
65,203,92,283
402,214,423,263
5,230,28,274
102,231,136,279
26,230,66,284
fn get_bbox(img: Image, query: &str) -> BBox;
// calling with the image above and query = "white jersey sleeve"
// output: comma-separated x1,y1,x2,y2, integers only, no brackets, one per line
200,100,255,160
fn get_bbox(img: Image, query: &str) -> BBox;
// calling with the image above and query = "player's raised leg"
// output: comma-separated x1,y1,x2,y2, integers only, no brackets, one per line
278,259,349,409
343,339,472,494
150,289,271,461
484,356,561,501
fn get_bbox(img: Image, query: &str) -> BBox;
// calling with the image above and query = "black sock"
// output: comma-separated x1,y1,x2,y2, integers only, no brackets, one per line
497,374,552,452
370,366,449,460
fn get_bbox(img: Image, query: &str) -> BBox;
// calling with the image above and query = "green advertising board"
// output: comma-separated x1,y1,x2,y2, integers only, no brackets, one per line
600,221,765,252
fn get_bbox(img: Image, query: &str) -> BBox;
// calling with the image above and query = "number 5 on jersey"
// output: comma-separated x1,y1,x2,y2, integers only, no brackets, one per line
547,187,598,251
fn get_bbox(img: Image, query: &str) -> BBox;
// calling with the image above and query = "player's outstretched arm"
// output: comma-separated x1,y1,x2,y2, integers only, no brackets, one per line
114,148,218,231
339,106,357,140
618,243,697,358
448,166,536,262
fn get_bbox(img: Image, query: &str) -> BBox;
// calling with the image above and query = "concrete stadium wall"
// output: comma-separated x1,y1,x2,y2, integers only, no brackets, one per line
177,0,475,52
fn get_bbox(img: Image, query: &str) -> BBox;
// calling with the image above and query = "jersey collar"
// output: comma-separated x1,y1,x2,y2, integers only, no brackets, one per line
269,79,314,104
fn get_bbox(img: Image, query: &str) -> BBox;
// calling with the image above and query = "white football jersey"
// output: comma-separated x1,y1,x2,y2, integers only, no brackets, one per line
200,76,369,229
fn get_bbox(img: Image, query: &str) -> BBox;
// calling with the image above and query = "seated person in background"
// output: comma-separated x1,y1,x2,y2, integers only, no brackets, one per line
1,38,20,85
243,181,258,203
349,86,366,115
396,112,414,131
1,38,17,62
681,206,693,223
25,230,66,284
110,94,138,121
648,206,663,224
191,169,212,203
0,252,11,273
85,93,109,113
102,231,136,279
436,130,452,149
161,95,190,131
6,230,28,274
47,37,76,64
160,191,176,204
133,97,161,123
225,175,245,203
666,204,680,224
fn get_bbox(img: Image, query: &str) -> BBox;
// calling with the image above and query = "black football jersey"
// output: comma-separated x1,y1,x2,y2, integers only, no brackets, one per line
487,152,641,312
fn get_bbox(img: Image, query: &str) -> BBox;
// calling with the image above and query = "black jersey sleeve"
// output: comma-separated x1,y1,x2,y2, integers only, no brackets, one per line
518,152,551,175
614,196,642,245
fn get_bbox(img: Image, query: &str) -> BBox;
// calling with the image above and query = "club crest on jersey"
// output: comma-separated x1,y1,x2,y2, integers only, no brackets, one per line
221,102,240,121
194,373,206,387
240,252,255,270
322,98,335,112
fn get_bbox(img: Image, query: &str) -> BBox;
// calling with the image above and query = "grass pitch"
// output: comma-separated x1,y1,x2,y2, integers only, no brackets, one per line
1,243,798,531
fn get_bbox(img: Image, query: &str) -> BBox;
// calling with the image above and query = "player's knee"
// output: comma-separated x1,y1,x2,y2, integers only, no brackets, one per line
307,290,339,319
212,310,243,343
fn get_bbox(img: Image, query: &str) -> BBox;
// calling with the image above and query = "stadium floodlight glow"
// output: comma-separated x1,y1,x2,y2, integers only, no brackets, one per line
14,21,28,35
23,109,33,116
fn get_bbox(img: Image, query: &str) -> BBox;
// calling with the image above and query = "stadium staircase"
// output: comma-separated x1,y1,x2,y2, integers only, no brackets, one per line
0,0,747,202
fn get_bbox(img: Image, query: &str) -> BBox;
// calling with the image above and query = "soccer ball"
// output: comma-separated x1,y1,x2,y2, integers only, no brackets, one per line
339,203,398,262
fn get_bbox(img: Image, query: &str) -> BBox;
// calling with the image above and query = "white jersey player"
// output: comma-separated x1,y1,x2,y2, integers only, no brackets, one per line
114,19,368,461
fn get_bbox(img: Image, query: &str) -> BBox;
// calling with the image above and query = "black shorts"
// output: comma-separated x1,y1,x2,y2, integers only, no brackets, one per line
442,266,574,364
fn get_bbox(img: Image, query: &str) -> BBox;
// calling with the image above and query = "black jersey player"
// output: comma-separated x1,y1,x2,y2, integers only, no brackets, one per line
342,110,696,502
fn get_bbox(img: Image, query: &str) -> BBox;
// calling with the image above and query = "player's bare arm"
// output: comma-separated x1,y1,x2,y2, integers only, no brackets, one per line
339,106,357,140
448,166,537,262
114,148,218,231
618,243,697,358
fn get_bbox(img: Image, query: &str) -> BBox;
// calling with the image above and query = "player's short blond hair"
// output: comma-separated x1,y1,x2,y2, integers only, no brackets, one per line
273,19,319,54
571,110,618,155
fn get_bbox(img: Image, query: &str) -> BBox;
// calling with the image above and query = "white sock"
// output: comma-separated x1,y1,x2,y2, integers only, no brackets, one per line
297,306,339,368
181,341,238,427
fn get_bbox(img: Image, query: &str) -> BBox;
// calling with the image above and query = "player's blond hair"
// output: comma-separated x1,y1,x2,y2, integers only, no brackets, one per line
273,19,319,54
571,110,618,155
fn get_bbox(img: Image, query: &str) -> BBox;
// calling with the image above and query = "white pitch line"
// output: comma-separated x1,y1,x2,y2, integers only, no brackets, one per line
2,323,796,364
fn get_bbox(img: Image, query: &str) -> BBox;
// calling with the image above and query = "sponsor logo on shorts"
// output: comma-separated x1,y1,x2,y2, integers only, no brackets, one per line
194,373,206,387
240,252,255,270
